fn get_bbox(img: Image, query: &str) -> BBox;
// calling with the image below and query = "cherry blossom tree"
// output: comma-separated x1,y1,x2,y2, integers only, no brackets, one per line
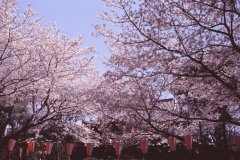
95,0,240,141
93,73,197,146
0,0,100,147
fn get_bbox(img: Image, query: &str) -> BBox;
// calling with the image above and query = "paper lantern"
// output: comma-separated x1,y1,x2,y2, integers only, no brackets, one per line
185,135,192,150
140,137,148,154
27,140,36,153
115,141,122,156
45,141,54,155
86,143,94,156
66,143,74,156
8,139,16,152
168,136,176,151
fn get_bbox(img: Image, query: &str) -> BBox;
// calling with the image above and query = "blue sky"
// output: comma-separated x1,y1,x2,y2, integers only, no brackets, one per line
18,0,109,73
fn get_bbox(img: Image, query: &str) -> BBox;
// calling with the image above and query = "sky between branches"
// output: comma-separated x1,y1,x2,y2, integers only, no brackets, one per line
18,0,110,73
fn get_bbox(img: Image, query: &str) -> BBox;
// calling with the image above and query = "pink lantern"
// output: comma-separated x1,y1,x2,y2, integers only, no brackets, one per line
168,136,176,151
140,137,148,154
115,141,123,160
27,140,36,153
45,141,54,155
8,139,16,152
185,135,192,150
115,141,122,160
66,143,74,156
86,143,94,156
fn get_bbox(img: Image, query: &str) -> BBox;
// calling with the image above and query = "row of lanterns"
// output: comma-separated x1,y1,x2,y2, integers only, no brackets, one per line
8,140,54,158
168,135,192,151
7,135,240,159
